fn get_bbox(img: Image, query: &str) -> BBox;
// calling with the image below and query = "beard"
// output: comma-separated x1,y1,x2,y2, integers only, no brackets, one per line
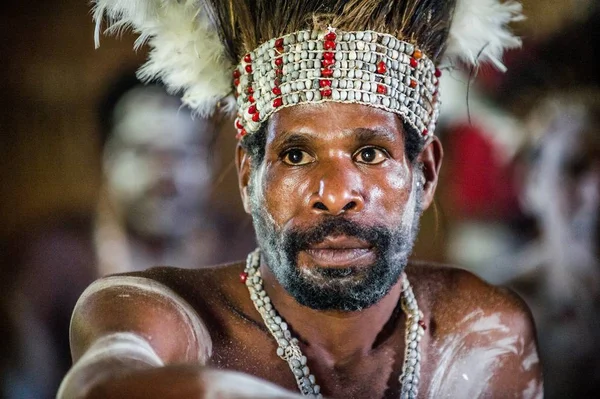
250,182,423,312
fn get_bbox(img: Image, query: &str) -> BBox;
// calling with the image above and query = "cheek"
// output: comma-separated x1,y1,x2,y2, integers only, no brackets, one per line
174,158,211,195
262,165,313,225
106,152,154,203
368,163,412,218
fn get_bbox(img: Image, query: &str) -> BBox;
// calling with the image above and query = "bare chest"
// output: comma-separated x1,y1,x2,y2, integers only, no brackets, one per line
208,324,408,399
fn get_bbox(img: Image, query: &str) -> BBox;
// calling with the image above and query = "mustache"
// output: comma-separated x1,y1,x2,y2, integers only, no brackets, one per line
283,217,392,254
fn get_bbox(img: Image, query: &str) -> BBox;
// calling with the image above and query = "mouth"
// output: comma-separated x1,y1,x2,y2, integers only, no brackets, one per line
300,235,376,269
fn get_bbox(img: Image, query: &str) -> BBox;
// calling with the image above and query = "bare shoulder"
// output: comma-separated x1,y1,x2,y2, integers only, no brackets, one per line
70,262,244,365
407,262,535,334
406,262,543,398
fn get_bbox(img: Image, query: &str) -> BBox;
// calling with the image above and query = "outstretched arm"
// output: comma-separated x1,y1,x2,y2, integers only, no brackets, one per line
58,275,300,399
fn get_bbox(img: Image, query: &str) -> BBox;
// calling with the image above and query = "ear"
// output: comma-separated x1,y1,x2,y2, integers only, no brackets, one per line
236,143,252,214
416,136,443,211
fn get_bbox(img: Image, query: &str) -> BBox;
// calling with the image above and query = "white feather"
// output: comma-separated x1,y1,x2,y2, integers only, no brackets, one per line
444,0,524,72
93,0,234,117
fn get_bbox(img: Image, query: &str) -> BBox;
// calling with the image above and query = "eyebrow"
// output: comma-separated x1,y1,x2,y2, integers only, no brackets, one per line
352,127,399,144
273,132,315,149
273,127,399,149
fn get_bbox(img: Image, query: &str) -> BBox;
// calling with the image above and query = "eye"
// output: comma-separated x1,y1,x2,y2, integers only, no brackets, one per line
282,149,315,165
354,147,388,165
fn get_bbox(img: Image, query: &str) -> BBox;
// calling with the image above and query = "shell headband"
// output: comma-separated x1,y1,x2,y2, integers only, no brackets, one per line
233,28,441,140
93,0,523,141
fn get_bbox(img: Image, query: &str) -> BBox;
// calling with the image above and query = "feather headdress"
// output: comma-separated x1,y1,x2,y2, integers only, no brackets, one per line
93,0,523,118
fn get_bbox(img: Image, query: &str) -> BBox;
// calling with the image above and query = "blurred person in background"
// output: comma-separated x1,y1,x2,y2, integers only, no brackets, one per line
95,74,254,275
508,93,600,398
490,7,600,397
1,74,254,399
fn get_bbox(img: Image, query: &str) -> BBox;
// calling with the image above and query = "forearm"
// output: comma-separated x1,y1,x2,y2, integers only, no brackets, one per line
58,332,167,399
86,367,303,399
58,332,301,399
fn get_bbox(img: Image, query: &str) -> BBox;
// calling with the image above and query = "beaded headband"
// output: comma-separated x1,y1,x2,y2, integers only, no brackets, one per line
233,28,441,141
93,0,523,143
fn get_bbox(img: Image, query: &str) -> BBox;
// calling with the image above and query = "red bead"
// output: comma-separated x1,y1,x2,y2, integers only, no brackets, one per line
235,119,243,129
377,84,387,94
275,38,284,48
244,54,252,63
275,69,283,75
252,112,260,122
410,58,418,68
240,272,248,283
248,95,255,103
413,49,423,59
321,68,333,77
418,319,427,330
319,79,331,88
232,69,241,79
323,51,335,60
272,86,282,95
422,129,429,137
236,129,247,140
435,68,442,78
275,57,283,66
377,61,387,74
245,64,253,73
324,41,336,50
321,88,332,97
324,31,337,41
247,86,254,94
273,98,283,107
322,58,335,67
410,79,417,89
276,46,285,54
247,104,257,114
233,78,240,86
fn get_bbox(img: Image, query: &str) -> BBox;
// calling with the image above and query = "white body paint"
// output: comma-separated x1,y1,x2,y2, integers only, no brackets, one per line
58,276,213,398
427,309,540,399
57,332,163,398
74,276,212,363
201,369,303,399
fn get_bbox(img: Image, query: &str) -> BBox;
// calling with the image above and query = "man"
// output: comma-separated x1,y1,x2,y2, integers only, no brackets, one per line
96,75,254,274
508,93,600,398
59,0,542,397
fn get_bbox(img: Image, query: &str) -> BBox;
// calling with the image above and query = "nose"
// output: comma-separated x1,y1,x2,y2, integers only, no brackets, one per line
310,164,365,216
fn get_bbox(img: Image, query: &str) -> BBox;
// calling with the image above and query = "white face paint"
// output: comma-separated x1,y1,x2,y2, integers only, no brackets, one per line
526,103,600,263
427,309,538,399
103,86,215,238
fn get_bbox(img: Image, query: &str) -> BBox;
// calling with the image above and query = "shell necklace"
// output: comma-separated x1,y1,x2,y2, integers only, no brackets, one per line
241,248,425,398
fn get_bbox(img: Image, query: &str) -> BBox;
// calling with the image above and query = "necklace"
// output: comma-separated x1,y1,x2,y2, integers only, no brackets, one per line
241,248,425,398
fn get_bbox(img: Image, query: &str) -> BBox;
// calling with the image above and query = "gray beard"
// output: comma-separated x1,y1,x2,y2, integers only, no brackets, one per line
249,176,423,312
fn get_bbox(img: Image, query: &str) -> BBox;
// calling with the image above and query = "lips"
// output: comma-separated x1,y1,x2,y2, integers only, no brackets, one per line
301,235,376,269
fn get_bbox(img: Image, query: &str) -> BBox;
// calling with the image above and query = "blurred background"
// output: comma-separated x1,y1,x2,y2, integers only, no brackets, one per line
0,0,598,398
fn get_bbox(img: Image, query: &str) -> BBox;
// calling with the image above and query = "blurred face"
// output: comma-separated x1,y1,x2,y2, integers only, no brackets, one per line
103,87,214,239
531,109,600,258
242,103,425,311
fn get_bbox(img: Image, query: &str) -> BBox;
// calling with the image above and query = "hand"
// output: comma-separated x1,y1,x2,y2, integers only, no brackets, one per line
201,369,304,399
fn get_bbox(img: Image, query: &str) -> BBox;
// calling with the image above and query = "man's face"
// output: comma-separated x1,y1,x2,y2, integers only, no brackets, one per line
242,103,426,311
533,117,600,258
103,87,214,239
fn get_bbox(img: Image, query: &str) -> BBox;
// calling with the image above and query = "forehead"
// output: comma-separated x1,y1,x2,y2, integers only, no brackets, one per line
266,102,405,144
111,87,208,147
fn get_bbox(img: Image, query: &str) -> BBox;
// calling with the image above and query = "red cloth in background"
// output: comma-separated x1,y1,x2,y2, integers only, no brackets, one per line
446,123,519,219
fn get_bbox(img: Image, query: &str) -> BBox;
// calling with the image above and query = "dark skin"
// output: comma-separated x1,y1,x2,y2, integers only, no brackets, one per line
62,103,542,399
